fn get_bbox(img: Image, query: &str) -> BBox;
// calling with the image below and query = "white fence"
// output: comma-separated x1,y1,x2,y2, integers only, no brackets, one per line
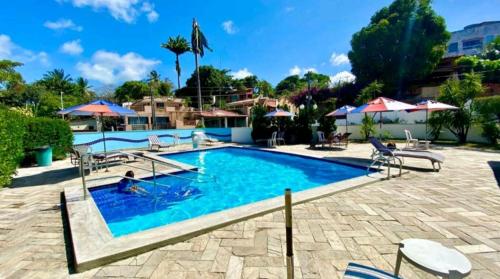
336,123,488,143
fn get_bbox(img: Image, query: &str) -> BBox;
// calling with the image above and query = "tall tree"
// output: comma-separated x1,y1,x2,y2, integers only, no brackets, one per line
348,0,449,97
114,81,150,102
275,75,306,96
40,69,73,93
191,18,212,112
0,60,23,89
161,36,191,89
147,70,161,129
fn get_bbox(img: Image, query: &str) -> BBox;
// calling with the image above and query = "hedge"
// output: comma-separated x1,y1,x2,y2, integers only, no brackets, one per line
0,109,73,187
0,109,26,187
23,117,74,162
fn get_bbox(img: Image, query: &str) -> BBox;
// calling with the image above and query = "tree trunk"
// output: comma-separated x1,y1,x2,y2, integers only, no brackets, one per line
175,54,181,89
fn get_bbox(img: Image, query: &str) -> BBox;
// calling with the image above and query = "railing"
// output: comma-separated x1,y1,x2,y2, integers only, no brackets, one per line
79,151,216,200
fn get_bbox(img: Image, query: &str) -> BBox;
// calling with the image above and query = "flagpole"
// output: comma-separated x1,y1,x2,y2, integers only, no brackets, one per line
193,18,204,126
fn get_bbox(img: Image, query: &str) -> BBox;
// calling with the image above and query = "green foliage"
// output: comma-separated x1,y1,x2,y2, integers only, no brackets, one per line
318,100,337,136
23,117,73,162
303,72,331,89
256,80,274,97
455,56,500,83
0,108,26,187
475,96,500,119
178,65,233,106
481,121,499,145
275,75,307,96
290,109,313,144
433,73,483,143
114,81,150,102
348,0,449,96
39,69,74,94
360,114,376,140
0,60,23,89
355,81,383,105
428,113,443,140
161,35,191,88
481,35,500,60
250,104,271,141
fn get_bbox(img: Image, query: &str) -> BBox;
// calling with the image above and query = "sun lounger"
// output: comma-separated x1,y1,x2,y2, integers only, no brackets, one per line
92,152,130,171
369,137,444,173
343,262,401,279
148,135,171,151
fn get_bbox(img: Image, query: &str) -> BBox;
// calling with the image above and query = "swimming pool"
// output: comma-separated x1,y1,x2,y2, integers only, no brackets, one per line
90,147,369,237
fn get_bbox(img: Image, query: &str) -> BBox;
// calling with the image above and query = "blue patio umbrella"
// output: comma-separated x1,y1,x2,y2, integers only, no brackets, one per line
58,100,136,170
326,105,356,133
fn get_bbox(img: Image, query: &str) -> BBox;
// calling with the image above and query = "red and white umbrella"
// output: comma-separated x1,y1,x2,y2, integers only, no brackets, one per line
352,97,417,128
409,100,458,140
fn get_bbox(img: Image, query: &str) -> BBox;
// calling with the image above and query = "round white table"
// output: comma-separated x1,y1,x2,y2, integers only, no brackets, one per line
394,239,471,278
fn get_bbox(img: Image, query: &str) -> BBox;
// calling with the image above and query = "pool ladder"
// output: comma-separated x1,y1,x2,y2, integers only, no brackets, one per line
79,151,216,200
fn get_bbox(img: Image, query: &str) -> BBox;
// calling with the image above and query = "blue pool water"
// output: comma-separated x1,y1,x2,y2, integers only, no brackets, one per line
90,147,368,237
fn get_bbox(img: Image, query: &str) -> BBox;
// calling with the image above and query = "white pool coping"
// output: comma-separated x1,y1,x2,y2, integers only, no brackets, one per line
65,146,403,272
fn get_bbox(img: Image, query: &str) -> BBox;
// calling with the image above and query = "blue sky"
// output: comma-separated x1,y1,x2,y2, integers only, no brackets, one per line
0,0,499,91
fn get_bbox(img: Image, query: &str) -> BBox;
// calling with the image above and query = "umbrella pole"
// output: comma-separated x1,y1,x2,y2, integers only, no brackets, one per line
425,110,428,142
101,113,109,172
345,118,348,134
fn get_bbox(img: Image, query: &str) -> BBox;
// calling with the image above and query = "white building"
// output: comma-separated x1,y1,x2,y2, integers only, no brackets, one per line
445,21,500,57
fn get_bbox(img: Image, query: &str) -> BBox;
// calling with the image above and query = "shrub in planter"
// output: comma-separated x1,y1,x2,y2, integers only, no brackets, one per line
0,108,26,187
23,117,73,164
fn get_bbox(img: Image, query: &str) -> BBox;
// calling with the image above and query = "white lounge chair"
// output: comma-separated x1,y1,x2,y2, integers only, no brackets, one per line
148,135,171,151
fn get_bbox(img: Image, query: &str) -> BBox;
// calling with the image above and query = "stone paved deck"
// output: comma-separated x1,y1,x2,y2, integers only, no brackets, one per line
0,144,499,278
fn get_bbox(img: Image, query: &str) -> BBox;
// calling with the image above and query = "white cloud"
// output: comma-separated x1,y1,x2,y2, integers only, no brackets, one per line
222,20,238,34
329,71,356,86
329,52,349,66
288,65,317,76
0,34,50,66
44,18,83,31
60,40,83,55
59,0,158,23
231,68,253,79
141,2,158,22
76,50,160,84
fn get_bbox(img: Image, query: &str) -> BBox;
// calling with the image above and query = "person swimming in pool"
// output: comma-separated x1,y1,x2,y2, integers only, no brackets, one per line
117,170,148,195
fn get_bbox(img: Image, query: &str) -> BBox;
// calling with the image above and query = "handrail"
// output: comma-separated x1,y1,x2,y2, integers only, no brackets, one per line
79,150,217,200
120,151,217,182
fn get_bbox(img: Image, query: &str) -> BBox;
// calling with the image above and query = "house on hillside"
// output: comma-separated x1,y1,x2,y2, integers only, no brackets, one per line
123,97,198,130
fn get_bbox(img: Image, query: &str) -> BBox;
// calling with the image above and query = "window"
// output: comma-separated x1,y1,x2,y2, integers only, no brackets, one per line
128,117,148,125
462,38,482,50
156,102,165,109
447,42,458,53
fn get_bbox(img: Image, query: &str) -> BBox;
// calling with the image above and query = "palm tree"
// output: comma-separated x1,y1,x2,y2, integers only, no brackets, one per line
191,18,212,113
41,69,72,92
161,36,191,89
75,77,92,99
147,70,161,130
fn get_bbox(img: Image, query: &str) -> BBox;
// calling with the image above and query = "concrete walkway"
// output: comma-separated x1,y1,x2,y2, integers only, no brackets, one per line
0,144,499,278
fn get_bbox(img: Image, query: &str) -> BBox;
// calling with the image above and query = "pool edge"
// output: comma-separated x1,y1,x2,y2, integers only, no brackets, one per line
65,148,406,272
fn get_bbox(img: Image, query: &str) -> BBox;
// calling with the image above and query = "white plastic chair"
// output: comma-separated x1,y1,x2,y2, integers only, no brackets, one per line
317,131,327,148
267,131,277,148
404,129,419,148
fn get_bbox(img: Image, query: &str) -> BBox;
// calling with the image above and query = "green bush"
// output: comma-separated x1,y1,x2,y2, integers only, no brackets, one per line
0,108,26,187
23,117,73,163
360,114,376,141
481,122,499,145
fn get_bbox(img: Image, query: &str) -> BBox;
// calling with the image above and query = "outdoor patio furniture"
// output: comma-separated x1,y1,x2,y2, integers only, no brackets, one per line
394,238,471,278
404,129,429,149
317,131,328,148
369,137,444,173
148,135,172,151
276,131,286,145
267,131,277,148
332,132,351,148
343,262,401,279
71,144,95,174
92,152,130,171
